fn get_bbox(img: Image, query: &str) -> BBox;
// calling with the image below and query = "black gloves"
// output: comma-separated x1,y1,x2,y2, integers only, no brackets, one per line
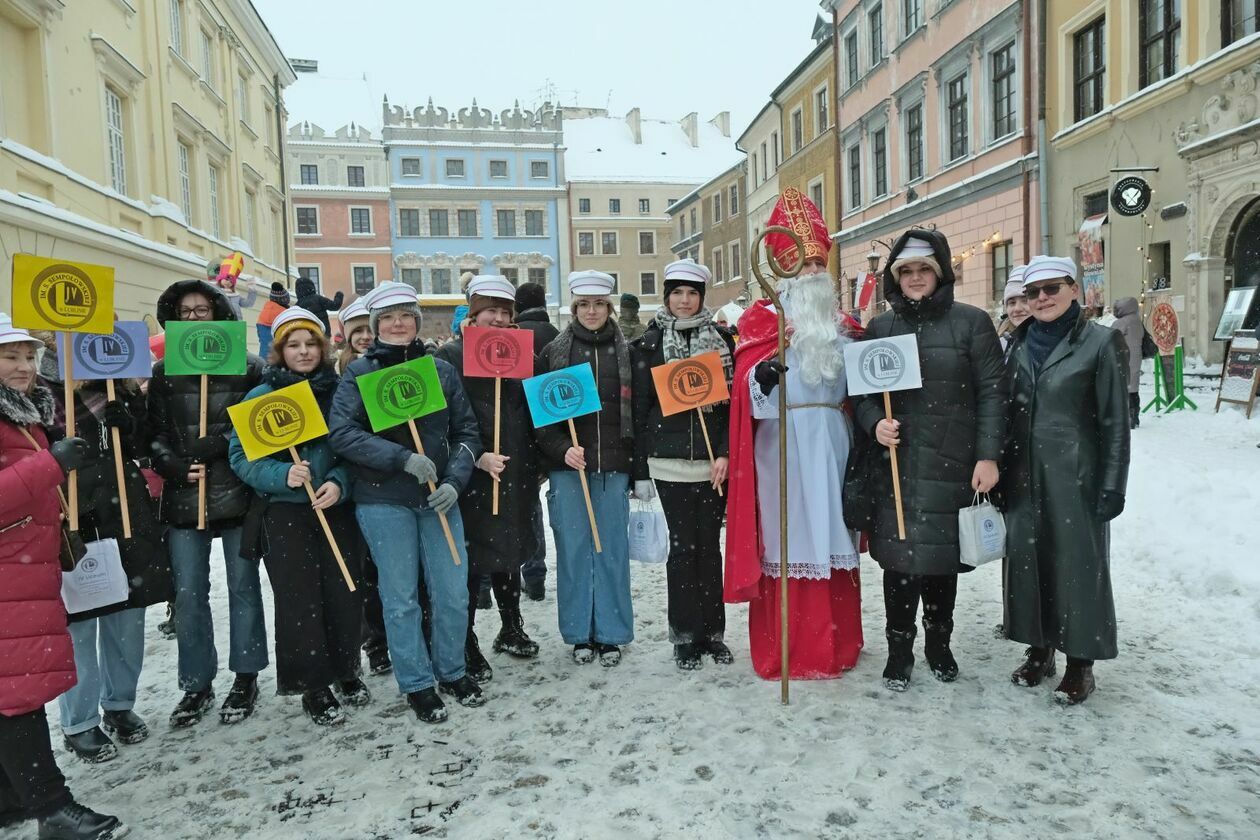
754,360,788,397
50,437,89,474
187,434,228,461
102,401,134,435
1097,491,1125,522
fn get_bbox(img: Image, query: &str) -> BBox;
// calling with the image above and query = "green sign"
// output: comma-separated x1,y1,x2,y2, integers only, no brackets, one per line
356,355,447,432
164,320,248,376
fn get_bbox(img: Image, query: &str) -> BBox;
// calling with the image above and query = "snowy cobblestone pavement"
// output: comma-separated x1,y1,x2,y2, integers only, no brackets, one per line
20,403,1260,839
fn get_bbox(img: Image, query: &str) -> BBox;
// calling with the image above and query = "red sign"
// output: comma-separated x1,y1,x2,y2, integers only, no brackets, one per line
463,326,533,379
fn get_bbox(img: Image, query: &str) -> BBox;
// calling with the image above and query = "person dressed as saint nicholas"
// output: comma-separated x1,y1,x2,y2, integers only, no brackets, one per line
725,187,864,679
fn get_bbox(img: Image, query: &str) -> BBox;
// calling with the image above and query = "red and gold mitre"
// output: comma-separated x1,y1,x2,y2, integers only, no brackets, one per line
765,187,832,272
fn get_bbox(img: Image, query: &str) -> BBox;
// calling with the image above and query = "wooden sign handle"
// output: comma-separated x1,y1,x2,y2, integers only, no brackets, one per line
63,352,78,532
695,408,724,497
884,391,907,541
567,418,602,553
197,374,208,531
492,376,501,516
104,379,132,539
288,447,356,592
407,419,461,565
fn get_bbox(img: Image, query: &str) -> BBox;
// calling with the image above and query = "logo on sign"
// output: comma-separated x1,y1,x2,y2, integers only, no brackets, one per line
80,556,99,573
248,395,307,450
75,331,136,378
30,264,97,330
857,342,906,391
376,368,430,421
179,326,231,370
475,333,523,377
1111,176,1152,217
666,360,714,408
541,373,584,419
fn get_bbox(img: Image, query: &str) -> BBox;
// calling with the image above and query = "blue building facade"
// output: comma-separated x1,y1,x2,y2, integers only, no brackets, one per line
382,99,567,314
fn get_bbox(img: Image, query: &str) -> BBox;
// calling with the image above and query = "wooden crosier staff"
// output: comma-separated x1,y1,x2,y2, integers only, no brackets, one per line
750,224,806,706
567,417,602,554
104,378,133,539
406,419,462,565
197,374,208,530
287,446,356,591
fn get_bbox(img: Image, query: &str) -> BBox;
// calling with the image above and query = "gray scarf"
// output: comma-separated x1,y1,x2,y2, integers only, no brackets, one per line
653,307,733,383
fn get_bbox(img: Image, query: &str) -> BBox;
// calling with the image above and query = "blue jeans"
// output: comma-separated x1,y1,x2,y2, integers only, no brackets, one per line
356,504,469,694
521,494,547,585
547,471,633,646
57,608,146,735
168,526,269,692
256,323,273,358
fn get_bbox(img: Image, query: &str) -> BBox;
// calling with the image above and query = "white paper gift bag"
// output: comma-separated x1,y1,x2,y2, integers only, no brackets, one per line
60,538,130,614
958,493,1006,567
628,499,669,564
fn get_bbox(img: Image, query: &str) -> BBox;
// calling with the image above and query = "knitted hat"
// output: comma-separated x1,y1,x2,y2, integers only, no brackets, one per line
889,236,943,279
620,292,640,310
1023,255,1078,288
362,281,422,334
269,282,290,306
0,312,41,347
516,282,547,311
270,306,323,346
663,259,710,301
1003,266,1027,303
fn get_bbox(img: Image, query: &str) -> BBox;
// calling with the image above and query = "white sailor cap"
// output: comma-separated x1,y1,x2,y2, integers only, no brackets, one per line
663,259,711,286
339,299,369,324
1022,256,1078,288
1003,266,1027,302
361,280,420,311
0,312,40,347
568,270,615,297
466,274,516,302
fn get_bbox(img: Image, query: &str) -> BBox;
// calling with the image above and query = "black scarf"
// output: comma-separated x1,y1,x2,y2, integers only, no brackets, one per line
262,363,340,416
365,337,428,367
0,380,56,427
1026,302,1081,372
545,320,633,440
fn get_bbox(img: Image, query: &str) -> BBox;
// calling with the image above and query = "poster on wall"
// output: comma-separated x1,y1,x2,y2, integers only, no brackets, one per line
1078,214,1106,309
1214,286,1257,341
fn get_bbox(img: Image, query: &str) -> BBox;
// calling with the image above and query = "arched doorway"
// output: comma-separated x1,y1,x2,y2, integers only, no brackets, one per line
1224,196,1260,332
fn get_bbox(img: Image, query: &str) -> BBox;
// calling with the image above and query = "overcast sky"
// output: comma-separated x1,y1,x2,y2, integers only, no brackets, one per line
253,0,827,138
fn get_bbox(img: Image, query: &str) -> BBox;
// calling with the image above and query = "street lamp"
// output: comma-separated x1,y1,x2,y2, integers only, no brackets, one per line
866,249,882,274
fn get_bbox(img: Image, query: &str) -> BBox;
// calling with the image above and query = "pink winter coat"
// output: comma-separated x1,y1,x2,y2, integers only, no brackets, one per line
0,408,76,717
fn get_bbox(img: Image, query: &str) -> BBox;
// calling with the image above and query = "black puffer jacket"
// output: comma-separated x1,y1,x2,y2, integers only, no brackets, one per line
148,279,263,527
516,306,559,355
296,278,344,336
854,228,1008,575
630,323,734,472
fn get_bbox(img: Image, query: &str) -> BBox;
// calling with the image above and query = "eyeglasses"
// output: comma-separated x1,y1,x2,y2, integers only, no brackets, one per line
178,305,212,318
1023,282,1068,300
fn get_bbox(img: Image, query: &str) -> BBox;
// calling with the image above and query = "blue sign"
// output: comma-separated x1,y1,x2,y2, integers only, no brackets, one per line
523,363,600,427
58,321,153,380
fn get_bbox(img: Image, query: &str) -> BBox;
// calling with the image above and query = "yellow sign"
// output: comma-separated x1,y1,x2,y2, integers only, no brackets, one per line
228,380,329,462
11,254,115,334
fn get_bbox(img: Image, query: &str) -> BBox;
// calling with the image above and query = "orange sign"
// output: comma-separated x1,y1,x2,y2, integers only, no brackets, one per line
650,351,730,417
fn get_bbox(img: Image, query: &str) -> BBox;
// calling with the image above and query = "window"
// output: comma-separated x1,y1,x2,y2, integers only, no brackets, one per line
237,74,251,124
265,104,274,146
991,240,1012,301
771,131,781,167
176,141,192,222
810,181,824,212
578,232,595,255
791,109,804,153
712,248,725,284
992,43,1017,139
689,207,697,232
639,198,650,214
729,184,739,215
579,198,591,214
525,209,544,236
816,85,830,135
401,157,421,176
668,198,678,206
601,232,619,255
243,189,255,243
105,87,127,194
1074,17,1106,122
400,268,422,290
296,206,318,235
640,272,657,295
489,159,508,178
300,164,318,185
947,74,969,161
905,103,924,182
1083,190,1108,217
869,5,885,62
846,31,860,88
903,0,923,35
760,142,768,180
751,152,759,187
501,268,519,285
609,198,621,214
457,209,477,236
530,160,549,179
679,216,687,239
1225,0,1258,45
199,29,215,87
207,162,221,238
639,231,655,255
429,209,449,236
169,0,184,54
353,266,375,296
497,209,516,237
873,128,888,197
528,267,546,285
849,144,862,208
712,193,723,222
1139,0,1180,88
350,207,372,234
730,242,742,280
445,159,465,178
431,268,452,294
398,208,420,237
298,266,320,290
347,165,365,187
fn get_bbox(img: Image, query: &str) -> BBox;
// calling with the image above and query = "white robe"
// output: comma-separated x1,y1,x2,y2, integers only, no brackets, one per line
750,343,859,580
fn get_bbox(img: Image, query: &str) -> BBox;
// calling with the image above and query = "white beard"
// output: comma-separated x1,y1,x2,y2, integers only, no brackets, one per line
779,273,844,387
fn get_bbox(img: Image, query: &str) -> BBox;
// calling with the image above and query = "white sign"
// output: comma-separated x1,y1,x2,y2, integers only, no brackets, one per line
843,334,923,396
60,538,129,614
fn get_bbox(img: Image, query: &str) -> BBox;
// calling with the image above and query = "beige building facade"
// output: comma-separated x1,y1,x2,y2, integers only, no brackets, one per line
665,160,748,310
0,0,296,329
738,101,782,297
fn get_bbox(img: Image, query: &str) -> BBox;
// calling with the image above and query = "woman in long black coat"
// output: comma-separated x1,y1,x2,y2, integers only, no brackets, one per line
434,277,540,684
1002,256,1130,705
855,228,1008,692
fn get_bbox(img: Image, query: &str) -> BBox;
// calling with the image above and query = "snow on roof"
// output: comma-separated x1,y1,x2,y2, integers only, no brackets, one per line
284,69,382,136
563,113,742,184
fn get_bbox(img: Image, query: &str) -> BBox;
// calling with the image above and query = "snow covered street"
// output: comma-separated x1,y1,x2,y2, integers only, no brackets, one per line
23,397,1260,840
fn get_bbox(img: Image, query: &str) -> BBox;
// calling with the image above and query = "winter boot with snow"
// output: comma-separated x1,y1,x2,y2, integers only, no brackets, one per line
1053,660,1096,706
101,710,148,745
493,608,540,658
523,577,546,602
156,602,176,640
366,646,392,676
705,640,735,665
301,687,346,726
63,728,117,764
675,643,702,670
882,627,917,692
168,687,214,728
465,631,493,684
596,643,622,668
439,676,487,708
922,618,959,682
1011,646,1057,687
218,673,259,724
572,643,596,665
406,689,448,724
337,678,371,708
36,800,125,840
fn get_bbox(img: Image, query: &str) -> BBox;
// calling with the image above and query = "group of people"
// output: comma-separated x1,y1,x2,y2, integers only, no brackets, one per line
0,188,1131,840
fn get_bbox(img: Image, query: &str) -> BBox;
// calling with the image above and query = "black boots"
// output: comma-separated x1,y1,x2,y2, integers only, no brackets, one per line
101,710,148,745
465,631,493,684
438,676,486,707
169,687,214,728
301,687,346,726
922,618,959,682
407,688,447,724
1011,646,1058,687
882,627,916,691
63,728,117,764
705,640,734,665
674,643,702,670
219,673,259,724
36,801,126,840
493,607,539,658
1054,659,1097,705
